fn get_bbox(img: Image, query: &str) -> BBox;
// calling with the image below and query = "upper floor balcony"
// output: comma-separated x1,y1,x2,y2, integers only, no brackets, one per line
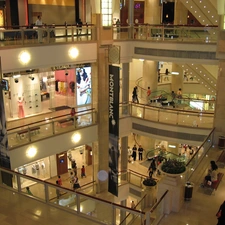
0,24,218,49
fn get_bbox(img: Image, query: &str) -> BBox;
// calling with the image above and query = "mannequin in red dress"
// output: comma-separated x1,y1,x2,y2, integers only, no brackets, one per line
18,97,25,118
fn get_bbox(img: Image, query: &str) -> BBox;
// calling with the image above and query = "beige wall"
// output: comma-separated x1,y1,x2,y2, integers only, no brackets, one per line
145,0,161,24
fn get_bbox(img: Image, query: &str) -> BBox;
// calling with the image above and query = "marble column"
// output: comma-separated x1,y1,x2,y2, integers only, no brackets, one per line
120,137,128,181
174,0,188,25
142,61,158,103
144,0,161,24
214,60,225,143
157,175,185,213
171,63,183,94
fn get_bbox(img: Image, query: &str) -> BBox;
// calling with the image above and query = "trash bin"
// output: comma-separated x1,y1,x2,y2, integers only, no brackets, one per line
218,136,225,149
185,182,193,201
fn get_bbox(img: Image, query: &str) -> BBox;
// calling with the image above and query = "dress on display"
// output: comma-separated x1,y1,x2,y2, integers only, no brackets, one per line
18,98,25,118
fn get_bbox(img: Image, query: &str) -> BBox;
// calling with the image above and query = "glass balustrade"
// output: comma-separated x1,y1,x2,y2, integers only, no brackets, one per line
0,25,97,47
113,25,218,43
185,128,214,180
7,109,97,149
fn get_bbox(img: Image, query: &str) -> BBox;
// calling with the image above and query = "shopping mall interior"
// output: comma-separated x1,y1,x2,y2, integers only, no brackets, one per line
0,0,225,225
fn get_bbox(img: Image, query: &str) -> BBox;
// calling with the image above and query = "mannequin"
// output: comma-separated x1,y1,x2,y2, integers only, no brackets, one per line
18,97,25,118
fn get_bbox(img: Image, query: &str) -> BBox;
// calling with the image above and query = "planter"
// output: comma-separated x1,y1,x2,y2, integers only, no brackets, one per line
143,178,157,187
158,159,186,178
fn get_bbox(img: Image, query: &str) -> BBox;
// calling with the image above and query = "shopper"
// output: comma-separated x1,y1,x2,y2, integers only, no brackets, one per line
138,145,144,161
158,69,161,82
35,15,43,43
132,144,137,161
81,165,86,178
177,88,182,104
26,187,33,196
216,201,225,225
164,68,169,81
202,161,218,187
131,200,135,209
73,175,80,191
146,87,151,104
56,180,61,199
132,86,139,103
57,175,62,186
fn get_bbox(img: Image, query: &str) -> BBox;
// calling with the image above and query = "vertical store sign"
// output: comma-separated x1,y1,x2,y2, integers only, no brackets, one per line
108,65,120,197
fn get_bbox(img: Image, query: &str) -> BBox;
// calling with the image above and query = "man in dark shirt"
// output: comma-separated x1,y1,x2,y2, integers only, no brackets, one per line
132,144,137,161
138,145,144,161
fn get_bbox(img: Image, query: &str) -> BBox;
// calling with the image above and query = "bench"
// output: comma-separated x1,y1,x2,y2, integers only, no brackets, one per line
57,118,73,127
217,151,225,168
204,172,224,195
16,126,40,139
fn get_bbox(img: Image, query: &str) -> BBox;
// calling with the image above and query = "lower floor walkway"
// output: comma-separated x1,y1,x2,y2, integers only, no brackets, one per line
0,146,224,225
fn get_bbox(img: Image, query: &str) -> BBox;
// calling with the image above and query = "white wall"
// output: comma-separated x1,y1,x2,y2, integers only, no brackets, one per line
0,43,97,73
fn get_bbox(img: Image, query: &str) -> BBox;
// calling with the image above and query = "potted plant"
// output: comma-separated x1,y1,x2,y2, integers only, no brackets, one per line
143,177,157,186
160,158,186,175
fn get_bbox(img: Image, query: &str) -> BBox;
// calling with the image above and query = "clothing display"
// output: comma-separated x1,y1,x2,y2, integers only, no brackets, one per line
18,98,25,118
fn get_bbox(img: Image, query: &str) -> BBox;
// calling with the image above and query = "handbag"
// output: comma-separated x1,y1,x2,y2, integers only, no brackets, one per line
216,210,221,218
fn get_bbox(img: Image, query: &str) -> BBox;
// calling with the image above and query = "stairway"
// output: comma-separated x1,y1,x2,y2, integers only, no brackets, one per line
180,0,218,26
178,63,217,94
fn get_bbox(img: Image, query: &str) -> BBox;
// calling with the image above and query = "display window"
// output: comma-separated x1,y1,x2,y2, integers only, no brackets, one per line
3,63,92,121
14,157,50,189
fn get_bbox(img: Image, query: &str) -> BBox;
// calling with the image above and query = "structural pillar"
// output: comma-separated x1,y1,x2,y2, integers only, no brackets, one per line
142,60,158,102
214,60,225,142
171,63,183,94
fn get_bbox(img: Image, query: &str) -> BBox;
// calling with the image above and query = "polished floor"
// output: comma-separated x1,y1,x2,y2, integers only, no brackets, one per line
0,145,224,225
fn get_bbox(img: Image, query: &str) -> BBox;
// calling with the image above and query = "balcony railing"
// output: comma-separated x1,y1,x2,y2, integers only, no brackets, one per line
0,24,218,48
7,108,97,149
113,24,218,43
120,102,214,128
0,24,97,47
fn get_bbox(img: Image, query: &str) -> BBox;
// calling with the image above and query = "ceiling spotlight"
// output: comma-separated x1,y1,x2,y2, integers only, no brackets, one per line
14,78,19,83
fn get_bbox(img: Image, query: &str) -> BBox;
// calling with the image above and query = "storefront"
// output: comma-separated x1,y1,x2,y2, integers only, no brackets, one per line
14,144,93,189
2,64,92,120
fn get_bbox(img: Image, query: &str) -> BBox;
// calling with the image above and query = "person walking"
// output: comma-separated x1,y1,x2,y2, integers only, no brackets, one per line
132,86,139,103
177,88,182,104
56,180,61,199
57,175,62,186
26,187,33,196
158,69,161,82
81,165,86,178
164,68,169,81
146,87,151,104
35,15,43,43
132,144,137,161
216,201,225,225
138,145,144,161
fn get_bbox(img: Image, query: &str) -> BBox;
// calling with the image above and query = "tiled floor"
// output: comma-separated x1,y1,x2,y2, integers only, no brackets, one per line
0,145,224,225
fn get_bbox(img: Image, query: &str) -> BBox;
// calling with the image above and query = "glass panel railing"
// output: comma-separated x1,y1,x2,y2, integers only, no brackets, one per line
148,190,169,225
128,170,147,188
113,24,218,43
7,109,97,149
185,128,214,180
0,25,96,47
128,103,214,129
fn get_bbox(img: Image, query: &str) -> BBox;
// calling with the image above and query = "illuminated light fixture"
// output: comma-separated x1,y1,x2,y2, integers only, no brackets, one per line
71,132,81,143
139,59,144,61
168,145,176,148
29,76,35,81
19,51,31,65
171,72,179,75
68,47,79,59
43,77,47,82
13,74,21,78
26,146,37,158
101,0,113,27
